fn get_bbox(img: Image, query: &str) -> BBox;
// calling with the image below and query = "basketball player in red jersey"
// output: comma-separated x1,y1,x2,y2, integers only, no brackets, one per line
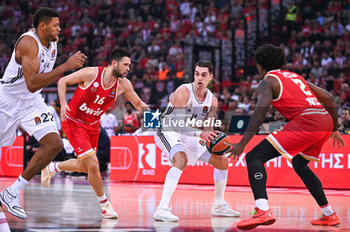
123,101,141,133
41,48,149,219
226,44,344,230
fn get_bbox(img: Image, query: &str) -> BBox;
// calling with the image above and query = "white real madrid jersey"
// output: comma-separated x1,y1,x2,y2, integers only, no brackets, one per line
162,83,213,124
183,83,213,121
1,30,57,99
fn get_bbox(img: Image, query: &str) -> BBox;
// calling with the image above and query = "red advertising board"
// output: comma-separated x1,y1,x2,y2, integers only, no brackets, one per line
0,136,24,177
110,135,350,189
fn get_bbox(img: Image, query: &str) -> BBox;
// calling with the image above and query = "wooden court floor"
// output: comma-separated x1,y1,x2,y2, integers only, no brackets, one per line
0,176,349,231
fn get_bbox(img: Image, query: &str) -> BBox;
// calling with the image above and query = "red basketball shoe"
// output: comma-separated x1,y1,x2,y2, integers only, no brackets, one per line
237,207,276,230
311,212,340,226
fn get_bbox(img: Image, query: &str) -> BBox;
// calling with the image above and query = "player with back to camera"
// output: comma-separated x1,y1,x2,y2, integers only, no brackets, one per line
0,7,86,220
40,48,150,219
226,44,344,230
153,60,240,222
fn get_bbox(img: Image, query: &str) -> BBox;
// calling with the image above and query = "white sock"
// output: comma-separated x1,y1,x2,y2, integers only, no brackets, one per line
214,169,228,204
49,162,61,173
97,194,108,206
214,180,226,204
10,175,28,192
255,198,269,211
0,212,10,232
321,204,333,216
159,167,182,209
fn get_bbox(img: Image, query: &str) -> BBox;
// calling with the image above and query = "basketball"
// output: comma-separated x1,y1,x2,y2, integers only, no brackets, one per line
206,132,231,155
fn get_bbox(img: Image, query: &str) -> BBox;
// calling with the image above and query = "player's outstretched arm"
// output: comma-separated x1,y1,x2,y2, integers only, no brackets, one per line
19,36,87,92
57,67,96,121
226,77,275,160
120,78,150,113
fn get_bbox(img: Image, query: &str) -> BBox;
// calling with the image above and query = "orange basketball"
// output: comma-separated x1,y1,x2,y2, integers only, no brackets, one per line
206,132,231,155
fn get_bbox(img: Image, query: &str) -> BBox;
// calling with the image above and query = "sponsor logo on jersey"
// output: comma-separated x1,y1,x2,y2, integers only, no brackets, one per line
51,49,56,59
79,103,104,116
109,86,116,98
34,117,42,125
202,106,208,113
93,82,99,88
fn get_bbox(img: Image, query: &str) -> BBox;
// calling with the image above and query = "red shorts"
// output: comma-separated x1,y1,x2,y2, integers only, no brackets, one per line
266,110,333,162
61,118,99,160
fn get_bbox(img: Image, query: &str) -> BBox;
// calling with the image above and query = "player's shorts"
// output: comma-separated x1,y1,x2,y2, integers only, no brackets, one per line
61,117,99,160
154,129,207,165
0,86,59,147
266,109,333,162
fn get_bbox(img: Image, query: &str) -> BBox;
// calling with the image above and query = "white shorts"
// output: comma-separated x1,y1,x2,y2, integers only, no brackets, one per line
155,130,207,165
0,87,59,147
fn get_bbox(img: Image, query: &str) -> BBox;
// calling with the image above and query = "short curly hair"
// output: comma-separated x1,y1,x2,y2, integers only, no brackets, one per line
32,7,59,28
254,44,286,71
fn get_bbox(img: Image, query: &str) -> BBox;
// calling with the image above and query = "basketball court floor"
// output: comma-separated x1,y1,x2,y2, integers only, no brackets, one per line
1,176,349,231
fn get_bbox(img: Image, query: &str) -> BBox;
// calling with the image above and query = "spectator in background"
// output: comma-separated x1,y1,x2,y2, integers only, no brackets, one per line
100,107,120,138
123,101,141,134
339,107,350,134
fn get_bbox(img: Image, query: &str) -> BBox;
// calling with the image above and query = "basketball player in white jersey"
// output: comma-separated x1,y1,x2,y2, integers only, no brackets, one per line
0,7,86,220
153,60,240,222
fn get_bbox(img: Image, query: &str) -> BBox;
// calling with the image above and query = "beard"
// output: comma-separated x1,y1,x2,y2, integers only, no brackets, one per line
112,68,124,78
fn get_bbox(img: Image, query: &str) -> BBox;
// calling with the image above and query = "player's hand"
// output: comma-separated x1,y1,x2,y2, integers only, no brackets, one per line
64,51,87,70
60,104,71,122
330,131,345,148
200,130,220,142
224,142,245,162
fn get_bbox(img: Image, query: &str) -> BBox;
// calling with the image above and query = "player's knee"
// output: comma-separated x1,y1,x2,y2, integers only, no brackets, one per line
41,134,63,155
212,156,228,170
86,158,100,173
292,155,308,173
173,152,188,170
245,151,255,166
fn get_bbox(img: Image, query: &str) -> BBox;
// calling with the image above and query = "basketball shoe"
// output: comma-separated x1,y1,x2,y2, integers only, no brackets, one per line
0,188,27,219
236,207,276,230
311,212,340,226
101,202,118,219
211,201,240,217
41,162,56,188
153,207,179,222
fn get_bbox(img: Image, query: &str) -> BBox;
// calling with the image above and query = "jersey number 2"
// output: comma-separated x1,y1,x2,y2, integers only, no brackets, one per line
291,79,312,96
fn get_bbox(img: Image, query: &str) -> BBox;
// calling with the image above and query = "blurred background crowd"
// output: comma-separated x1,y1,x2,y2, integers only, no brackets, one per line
0,0,349,137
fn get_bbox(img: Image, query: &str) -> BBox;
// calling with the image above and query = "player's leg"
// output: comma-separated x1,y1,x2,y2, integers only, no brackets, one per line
1,102,62,220
199,151,240,217
81,153,117,219
237,139,279,230
0,203,11,232
153,131,183,222
292,154,340,226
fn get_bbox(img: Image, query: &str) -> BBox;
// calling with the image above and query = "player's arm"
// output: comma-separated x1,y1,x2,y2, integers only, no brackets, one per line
307,82,345,147
120,78,150,113
57,67,96,121
226,76,276,159
239,77,275,146
205,96,218,131
18,36,86,93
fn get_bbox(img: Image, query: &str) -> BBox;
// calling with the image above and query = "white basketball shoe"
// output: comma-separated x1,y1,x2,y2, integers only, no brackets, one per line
211,201,240,217
153,207,179,222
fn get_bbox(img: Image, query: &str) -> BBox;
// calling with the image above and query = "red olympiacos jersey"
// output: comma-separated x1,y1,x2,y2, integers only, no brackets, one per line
66,66,118,124
266,69,325,120
123,112,140,133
